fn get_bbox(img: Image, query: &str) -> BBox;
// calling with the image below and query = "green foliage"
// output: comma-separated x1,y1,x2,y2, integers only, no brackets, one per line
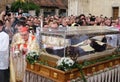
11,1,40,15
11,0,24,12
56,57,87,82
26,52,40,64
82,54,120,67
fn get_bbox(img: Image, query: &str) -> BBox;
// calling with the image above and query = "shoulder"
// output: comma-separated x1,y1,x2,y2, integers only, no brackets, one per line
0,32,9,41
14,33,20,36
1,31,9,37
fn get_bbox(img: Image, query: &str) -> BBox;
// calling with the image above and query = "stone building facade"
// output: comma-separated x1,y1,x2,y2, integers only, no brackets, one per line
68,0,120,19
2,0,120,19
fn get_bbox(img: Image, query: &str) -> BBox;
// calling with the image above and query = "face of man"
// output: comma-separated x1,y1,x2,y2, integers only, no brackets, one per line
17,25,23,32
50,23,58,29
105,19,111,26
20,31,29,42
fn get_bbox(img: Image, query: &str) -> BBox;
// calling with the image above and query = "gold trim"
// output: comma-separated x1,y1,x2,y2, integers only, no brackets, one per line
53,72,58,78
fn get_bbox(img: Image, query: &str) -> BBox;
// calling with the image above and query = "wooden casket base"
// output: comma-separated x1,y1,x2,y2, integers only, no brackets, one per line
26,50,120,82
25,65,120,82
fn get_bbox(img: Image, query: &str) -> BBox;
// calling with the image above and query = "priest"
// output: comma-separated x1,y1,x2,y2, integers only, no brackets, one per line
10,26,40,82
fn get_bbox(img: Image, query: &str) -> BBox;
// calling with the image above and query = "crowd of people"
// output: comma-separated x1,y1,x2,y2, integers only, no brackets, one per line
0,10,120,40
0,9,120,82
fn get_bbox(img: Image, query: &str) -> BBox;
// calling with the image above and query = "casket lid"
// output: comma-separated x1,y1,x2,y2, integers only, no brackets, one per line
41,26,120,38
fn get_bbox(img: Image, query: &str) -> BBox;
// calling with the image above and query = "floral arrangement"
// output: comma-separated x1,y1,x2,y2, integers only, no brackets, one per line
56,57,76,71
56,57,87,82
26,51,40,64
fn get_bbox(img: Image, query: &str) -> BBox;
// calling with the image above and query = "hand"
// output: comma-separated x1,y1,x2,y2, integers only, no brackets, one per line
22,46,28,51
21,47,28,55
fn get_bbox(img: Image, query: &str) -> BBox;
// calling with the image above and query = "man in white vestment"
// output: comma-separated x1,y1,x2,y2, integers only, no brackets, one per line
0,20,9,82
10,26,40,82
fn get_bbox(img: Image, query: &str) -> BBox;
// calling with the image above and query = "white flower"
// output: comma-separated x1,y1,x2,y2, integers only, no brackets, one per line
14,50,20,54
57,59,63,66
57,57,74,67
29,53,34,57
66,58,74,66
27,51,39,57
65,58,74,66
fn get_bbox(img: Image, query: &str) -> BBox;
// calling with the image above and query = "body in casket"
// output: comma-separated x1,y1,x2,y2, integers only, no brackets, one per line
41,26,119,57
43,35,108,57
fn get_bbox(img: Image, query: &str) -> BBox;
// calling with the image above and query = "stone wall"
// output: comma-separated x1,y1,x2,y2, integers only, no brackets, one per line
89,0,120,17
68,0,120,17
68,0,89,16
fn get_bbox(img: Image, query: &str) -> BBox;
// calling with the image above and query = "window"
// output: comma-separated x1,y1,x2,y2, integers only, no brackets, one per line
112,7,119,20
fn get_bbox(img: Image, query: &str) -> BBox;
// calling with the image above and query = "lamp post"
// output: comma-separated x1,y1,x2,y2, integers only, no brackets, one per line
27,0,29,13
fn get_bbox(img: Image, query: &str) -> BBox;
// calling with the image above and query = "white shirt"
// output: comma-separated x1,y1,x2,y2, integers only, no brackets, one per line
0,31,9,70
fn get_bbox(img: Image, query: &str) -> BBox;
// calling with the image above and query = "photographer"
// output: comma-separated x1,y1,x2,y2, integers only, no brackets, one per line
89,15,96,25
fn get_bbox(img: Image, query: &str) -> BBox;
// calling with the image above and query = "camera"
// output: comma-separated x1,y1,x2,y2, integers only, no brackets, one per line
5,5,11,16
90,16,96,21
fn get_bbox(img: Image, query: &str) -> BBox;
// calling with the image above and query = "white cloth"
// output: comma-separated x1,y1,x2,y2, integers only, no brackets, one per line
106,34,118,47
42,35,71,49
0,31,9,70
117,34,120,46
114,68,117,82
0,32,9,51
36,27,41,46
118,66,120,82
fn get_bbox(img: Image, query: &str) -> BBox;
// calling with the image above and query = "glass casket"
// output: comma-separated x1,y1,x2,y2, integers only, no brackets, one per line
26,26,120,82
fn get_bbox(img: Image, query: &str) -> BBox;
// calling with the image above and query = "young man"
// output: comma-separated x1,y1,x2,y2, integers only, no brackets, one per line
0,20,9,82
